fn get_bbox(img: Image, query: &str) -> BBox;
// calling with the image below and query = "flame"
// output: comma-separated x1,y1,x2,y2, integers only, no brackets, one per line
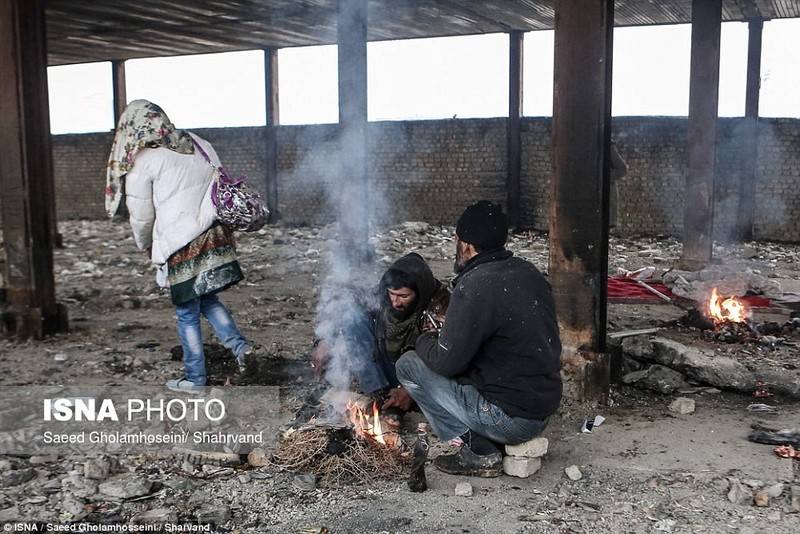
708,287,748,324
347,400,386,445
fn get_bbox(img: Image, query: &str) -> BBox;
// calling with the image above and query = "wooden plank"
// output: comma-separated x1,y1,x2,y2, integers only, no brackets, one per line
608,328,660,339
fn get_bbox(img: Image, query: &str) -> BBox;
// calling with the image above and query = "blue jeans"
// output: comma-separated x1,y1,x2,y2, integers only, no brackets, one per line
174,292,249,385
396,351,549,445
355,353,400,396
317,298,392,396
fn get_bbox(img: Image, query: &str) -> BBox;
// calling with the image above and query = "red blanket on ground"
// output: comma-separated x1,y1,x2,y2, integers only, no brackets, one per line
607,277,772,308
607,277,677,301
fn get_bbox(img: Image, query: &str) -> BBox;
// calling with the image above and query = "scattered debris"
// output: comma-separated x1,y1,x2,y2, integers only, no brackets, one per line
747,424,800,448
668,397,696,414
774,445,798,459
747,403,778,413
581,415,605,433
2,221,800,530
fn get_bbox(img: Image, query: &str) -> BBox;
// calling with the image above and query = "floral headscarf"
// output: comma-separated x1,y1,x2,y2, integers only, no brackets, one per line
105,99,195,218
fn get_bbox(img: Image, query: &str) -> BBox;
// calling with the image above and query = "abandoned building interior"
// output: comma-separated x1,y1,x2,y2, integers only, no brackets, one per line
1,1,800,530
1,0,797,393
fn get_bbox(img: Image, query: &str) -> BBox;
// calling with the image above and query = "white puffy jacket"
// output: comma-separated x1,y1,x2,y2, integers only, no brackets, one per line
125,133,220,267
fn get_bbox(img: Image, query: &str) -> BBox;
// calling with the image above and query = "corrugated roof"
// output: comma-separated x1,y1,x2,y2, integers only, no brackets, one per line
45,0,800,66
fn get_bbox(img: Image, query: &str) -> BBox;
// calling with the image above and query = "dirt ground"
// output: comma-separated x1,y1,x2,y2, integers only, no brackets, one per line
1,219,800,533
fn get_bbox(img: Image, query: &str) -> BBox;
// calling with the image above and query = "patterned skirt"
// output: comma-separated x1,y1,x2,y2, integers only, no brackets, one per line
167,223,244,306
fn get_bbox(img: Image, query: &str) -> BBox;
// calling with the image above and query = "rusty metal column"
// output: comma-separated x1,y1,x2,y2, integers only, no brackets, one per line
679,0,722,270
0,0,68,339
264,47,280,222
337,0,370,263
735,19,763,242
111,60,127,127
506,30,523,231
549,0,613,401
110,60,129,220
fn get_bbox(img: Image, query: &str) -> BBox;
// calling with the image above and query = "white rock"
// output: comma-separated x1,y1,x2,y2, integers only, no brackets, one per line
503,456,542,478
505,437,548,458
668,397,695,414
454,482,473,497
764,483,784,498
565,465,583,481
727,478,753,505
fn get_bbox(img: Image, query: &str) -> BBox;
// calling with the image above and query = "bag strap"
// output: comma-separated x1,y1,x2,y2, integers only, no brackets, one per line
192,137,214,166
192,137,233,185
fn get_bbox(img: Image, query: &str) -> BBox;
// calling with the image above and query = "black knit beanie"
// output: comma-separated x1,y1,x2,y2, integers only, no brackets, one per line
455,200,508,250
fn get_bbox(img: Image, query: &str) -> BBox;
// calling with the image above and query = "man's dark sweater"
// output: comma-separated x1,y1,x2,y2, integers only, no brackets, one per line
415,249,562,420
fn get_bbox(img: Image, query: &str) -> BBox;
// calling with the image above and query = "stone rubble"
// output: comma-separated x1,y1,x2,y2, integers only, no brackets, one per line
668,397,696,414
1,220,800,531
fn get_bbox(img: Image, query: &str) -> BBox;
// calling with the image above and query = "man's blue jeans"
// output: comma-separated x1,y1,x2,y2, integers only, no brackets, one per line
318,300,395,396
174,292,249,386
396,351,549,445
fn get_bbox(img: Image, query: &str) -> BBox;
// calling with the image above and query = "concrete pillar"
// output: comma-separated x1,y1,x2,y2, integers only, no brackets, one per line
337,0,370,264
679,0,722,270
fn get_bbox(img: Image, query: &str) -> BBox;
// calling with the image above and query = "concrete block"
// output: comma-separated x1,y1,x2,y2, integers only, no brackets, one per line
505,437,549,458
502,455,542,478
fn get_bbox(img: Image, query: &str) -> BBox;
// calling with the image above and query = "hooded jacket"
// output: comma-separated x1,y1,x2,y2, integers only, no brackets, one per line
373,252,449,364
415,248,562,420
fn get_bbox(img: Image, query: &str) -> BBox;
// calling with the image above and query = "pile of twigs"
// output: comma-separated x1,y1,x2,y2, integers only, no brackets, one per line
271,426,408,486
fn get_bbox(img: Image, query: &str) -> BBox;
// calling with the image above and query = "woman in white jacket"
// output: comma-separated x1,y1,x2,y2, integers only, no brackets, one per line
106,100,252,391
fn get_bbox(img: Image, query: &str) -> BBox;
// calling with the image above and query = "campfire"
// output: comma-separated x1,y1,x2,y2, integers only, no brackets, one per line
703,287,756,343
708,287,750,325
680,287,797,347
271,391,408,486
347,399,401,449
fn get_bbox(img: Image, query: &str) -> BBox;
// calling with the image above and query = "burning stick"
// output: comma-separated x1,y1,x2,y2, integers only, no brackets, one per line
708,288,749,323
347,399,402,449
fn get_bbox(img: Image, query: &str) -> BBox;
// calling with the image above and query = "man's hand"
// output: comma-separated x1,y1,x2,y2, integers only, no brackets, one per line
421,311,444,333
382,386,413,412
311,341,329,380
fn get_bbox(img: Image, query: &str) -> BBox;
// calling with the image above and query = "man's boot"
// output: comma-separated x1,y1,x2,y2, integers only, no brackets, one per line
433,430,502,477
433,446,502,477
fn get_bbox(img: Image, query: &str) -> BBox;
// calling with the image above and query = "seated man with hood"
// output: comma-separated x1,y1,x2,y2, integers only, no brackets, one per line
313,252,449,421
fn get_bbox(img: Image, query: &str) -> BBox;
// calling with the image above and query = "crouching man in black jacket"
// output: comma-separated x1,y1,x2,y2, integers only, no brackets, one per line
396,201,562,477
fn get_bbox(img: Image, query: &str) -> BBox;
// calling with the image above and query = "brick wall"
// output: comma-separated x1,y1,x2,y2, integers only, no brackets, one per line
755,119,800,240
46,117,800,241
53,132,114,220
